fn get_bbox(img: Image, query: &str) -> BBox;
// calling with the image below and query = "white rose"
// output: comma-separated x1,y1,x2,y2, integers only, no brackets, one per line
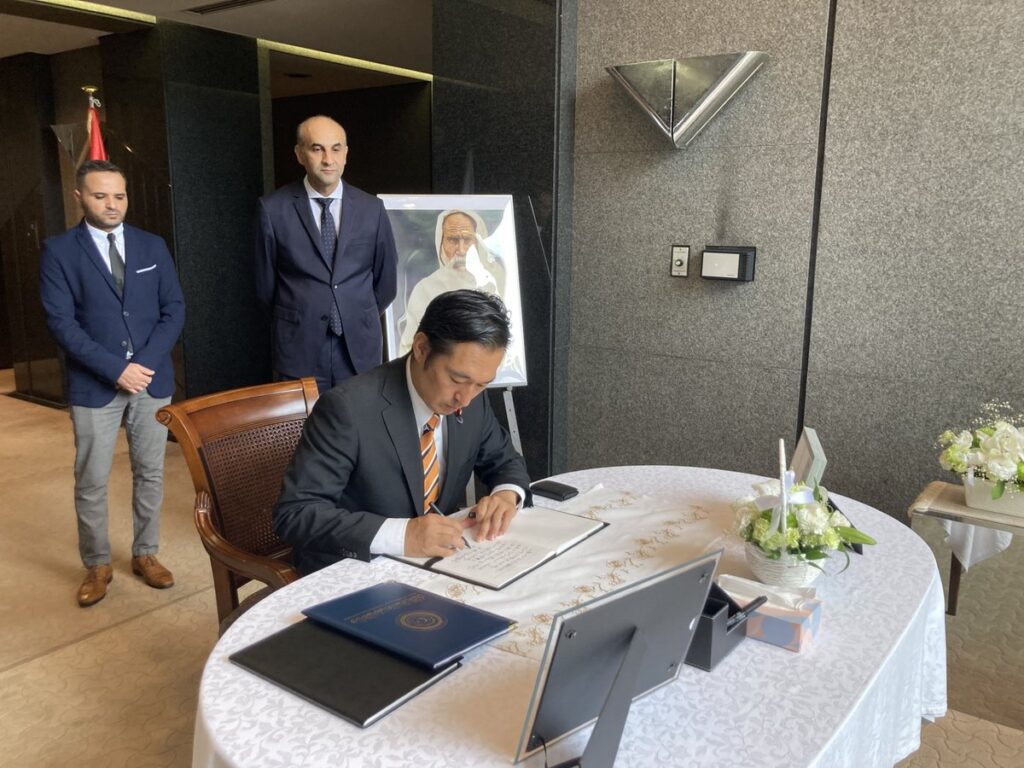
952,430,973,449
794,503,830,535
828,510,850,528
985,454,1018,482
964,450,986,469
983,425,1024,461
735,508,758,533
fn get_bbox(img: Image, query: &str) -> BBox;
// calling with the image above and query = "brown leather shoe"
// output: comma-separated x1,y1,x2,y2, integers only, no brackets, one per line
131,554,175,589
78,564,113,607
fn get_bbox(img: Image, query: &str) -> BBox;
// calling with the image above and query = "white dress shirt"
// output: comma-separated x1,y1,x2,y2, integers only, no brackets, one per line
85,221,125,273
368,358,525,556
303,176,342,237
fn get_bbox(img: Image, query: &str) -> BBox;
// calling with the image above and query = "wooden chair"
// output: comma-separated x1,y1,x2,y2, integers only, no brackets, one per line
157,378,319,629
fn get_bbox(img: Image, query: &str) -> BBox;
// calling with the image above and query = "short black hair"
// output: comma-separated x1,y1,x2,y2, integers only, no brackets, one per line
417,290,511,360
76,160,126,188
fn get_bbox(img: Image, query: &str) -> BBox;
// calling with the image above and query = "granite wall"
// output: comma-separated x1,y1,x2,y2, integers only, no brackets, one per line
568,0,1024,517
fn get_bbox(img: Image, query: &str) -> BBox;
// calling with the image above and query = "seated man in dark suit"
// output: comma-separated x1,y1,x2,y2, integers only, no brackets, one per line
274,289,530,574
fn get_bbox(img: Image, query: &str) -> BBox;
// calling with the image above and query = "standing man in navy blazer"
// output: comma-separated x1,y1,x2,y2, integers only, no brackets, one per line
40,160,185,607
255,115,398,393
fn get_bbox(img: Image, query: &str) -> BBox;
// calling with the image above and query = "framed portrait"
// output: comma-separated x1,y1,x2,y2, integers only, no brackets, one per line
378,194,528,388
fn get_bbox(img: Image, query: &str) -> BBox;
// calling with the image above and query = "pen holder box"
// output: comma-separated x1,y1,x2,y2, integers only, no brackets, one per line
684,583,748,672
744,598,822,653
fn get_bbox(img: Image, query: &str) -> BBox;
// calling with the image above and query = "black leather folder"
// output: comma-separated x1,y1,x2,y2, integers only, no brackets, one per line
229,619,459,727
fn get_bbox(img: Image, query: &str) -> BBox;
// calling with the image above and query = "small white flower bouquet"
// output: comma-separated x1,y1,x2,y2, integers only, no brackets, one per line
939,403,1024,501
733,478,876,573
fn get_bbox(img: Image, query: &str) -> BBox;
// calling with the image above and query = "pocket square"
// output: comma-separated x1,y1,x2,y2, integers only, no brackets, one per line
135,264,157,273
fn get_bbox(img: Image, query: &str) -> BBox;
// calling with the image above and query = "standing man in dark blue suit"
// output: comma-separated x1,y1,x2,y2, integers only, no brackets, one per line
255,115,398,393
40,160,185,607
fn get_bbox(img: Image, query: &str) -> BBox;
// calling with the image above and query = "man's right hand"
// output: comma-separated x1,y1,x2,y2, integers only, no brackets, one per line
403,514,469,558
116,363,155,394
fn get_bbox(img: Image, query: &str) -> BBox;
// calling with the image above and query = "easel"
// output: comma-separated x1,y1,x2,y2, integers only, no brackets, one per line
464,385,523,505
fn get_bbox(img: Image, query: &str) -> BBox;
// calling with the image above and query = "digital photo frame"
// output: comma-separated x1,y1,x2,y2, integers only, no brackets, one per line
514,551,722,767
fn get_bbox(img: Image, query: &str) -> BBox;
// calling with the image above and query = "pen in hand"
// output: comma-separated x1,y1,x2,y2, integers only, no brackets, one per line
725,595,768,631
429,502,471,549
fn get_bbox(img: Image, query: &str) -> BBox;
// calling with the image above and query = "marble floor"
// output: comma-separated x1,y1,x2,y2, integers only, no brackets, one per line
0,368,1022,767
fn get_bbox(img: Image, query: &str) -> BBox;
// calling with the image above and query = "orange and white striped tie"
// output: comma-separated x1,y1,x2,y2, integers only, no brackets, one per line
421,413,441,513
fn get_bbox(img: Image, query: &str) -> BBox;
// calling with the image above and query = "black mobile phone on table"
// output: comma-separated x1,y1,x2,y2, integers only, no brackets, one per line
530,479,579,502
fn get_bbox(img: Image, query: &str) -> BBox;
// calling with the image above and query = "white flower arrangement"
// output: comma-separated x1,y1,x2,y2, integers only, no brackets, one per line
939,402,1024,500
733,479,876,570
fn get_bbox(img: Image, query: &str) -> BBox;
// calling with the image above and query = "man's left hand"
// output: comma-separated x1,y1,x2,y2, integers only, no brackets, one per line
468,490,519,542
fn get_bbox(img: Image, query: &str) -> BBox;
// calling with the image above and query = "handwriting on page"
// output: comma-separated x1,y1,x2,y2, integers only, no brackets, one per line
438,540,548,584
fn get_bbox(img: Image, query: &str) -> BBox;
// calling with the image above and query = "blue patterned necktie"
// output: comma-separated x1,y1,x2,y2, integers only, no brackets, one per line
316,198,344,336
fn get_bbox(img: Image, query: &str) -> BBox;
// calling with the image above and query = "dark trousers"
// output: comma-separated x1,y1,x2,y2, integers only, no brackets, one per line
276,332,357,396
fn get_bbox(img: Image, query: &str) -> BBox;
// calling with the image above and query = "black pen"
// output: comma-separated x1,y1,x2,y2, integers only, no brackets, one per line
726,595,768,631
429,502,470,549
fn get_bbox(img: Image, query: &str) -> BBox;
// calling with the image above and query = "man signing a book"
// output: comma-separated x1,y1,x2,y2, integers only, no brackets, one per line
274,289,531,574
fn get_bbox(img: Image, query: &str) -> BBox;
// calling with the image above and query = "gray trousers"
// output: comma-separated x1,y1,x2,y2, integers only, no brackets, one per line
70,390,171,567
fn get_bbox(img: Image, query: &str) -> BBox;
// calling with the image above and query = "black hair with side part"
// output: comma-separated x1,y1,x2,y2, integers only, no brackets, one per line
417,289,511,361
76,160,126,188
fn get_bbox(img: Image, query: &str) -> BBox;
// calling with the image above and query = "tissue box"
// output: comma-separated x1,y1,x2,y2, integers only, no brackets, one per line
744,598,822,653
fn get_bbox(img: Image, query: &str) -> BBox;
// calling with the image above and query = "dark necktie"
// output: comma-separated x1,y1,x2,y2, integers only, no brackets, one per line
107,232,125,297
316,198,344,336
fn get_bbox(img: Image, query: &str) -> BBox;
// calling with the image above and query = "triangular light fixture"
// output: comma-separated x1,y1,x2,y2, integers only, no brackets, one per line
607,52,767,148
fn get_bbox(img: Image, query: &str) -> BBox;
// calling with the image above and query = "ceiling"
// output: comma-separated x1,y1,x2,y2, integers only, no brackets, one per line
0,0,432,79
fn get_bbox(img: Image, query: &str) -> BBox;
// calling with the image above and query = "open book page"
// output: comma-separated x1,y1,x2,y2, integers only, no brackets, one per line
432,506,606,587
430,538,553,588
473,504,604,553
389,506,606,588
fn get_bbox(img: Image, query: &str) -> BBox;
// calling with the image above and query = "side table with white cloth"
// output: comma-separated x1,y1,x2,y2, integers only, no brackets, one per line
909,480,1020,615
194,466,947,768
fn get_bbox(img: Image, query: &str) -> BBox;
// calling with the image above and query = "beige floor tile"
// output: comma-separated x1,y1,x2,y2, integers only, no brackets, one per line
0,394,211,672
912,516,1024,731
0,590,216,768
898,710,1024,768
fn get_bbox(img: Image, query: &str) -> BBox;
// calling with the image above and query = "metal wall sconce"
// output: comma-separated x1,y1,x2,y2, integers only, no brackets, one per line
606,52,767,148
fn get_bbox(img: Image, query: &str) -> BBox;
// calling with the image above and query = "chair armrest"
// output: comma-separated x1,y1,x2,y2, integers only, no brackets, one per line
194,491,299,589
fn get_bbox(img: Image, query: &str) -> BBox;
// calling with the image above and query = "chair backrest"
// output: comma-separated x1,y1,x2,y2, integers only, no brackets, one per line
158,378,319,559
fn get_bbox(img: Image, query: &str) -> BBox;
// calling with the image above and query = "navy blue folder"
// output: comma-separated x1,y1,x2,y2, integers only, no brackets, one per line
303,582,513,670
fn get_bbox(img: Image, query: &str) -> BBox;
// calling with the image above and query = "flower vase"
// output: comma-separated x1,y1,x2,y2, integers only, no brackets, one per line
744,542,822,588
963,478,1024,518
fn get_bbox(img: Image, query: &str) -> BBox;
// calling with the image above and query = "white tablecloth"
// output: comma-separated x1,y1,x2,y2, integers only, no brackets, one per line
193,466,946,768
941,520,1013,570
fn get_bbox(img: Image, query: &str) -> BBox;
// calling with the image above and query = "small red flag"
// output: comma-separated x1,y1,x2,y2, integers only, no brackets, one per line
87,105,107,161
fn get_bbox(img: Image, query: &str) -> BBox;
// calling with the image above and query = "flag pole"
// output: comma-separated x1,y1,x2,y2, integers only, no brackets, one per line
81,85,108,163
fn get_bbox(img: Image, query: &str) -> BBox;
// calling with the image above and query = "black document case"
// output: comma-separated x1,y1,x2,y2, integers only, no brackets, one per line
229,619,459,727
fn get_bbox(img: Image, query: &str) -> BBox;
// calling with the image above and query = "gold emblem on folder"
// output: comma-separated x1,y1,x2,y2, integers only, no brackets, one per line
398,611,448,631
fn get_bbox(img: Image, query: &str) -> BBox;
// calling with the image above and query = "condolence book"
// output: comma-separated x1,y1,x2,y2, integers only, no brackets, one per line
393,505,607,590
229,619,459,727
303,582,513,670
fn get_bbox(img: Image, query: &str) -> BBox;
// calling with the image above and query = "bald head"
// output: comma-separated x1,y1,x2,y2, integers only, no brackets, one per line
294,115,348,195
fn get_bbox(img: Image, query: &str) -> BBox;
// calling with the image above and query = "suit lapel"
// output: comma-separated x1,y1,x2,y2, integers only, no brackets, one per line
380,359,424,516
439,408,472,511
75,223,119,298
121,226,137,299
332,181,353,281
291,184,330,270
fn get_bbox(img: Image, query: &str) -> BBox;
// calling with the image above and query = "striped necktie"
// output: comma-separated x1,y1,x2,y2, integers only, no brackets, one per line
421,413,441,513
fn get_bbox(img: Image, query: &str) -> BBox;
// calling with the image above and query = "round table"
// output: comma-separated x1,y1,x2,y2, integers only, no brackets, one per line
193,466,947,767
